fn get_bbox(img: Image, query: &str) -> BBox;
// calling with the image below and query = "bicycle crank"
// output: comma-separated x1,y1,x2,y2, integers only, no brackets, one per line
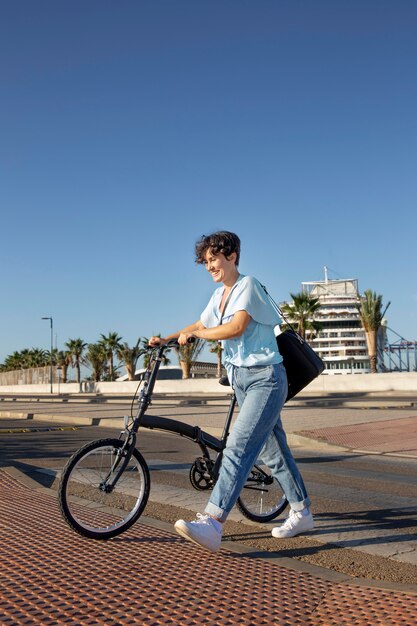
189,457,214,491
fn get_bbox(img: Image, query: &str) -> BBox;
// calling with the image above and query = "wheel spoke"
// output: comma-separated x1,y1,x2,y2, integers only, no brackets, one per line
237,463,288,522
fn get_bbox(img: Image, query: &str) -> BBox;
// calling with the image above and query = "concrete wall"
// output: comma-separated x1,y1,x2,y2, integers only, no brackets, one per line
305,372,417,394
0,372,416,395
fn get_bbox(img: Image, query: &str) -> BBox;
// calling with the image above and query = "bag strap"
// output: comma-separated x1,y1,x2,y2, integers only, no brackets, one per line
216,282,240,355
219,282,239,326
260,283,298,334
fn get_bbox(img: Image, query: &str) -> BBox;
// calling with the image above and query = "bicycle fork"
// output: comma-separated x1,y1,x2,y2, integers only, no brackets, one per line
99,434,137,493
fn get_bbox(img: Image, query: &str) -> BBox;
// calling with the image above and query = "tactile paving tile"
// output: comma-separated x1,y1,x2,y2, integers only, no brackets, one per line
313,584,417,625
1,469,416,625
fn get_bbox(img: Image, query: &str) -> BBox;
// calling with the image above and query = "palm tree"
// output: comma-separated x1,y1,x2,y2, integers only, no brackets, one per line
85,343,107,382
65,338,87,383
5,351,25,370
29,348,49,368
208,340,223,378
99,332,123,381
56,350,71,383
281,292,322,340
141,336,171,369
175,338,205,379
356,290,390,373
19,349,33,368
116,340,144,381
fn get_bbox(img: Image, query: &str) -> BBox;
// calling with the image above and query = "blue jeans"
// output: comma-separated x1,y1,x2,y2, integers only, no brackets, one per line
205,362,310,522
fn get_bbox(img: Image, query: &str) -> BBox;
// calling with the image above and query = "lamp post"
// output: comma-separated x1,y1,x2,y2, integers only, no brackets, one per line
42,316,53,393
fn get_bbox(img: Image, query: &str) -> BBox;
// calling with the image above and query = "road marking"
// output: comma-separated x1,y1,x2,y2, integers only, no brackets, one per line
0,426,80,434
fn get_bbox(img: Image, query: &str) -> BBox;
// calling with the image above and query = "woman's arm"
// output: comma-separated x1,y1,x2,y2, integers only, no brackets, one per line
151,310,252,346
179,310,251,344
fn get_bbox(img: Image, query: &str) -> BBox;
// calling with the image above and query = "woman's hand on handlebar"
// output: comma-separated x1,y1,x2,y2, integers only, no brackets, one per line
148,335,196,348
148,336,167,347
178,333,196,345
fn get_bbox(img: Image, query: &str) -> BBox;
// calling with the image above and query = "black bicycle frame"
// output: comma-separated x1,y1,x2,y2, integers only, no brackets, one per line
127,342,238,476
138,392,238,476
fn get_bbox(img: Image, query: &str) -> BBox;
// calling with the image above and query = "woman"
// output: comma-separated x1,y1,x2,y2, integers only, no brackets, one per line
149,231,313,552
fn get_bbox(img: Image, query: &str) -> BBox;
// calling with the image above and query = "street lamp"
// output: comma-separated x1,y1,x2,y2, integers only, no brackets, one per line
41,316,53,393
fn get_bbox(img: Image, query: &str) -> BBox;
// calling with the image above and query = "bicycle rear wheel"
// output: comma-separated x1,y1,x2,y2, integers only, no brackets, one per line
236,463,288,523
59,438,150,540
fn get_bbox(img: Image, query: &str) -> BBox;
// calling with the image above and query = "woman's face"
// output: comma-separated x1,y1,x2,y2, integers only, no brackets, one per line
204,249,238,284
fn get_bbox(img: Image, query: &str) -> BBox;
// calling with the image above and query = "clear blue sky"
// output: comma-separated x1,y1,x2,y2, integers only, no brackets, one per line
1,0,416,364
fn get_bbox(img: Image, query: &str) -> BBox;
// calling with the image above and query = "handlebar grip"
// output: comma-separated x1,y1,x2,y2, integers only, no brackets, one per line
166,337,195,347
148,336,196,349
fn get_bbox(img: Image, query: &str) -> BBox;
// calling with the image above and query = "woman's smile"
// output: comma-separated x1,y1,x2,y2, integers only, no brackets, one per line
204,249,239,287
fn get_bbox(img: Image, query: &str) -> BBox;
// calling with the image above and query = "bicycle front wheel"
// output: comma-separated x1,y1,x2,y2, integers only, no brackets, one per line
59,438,150,540
237,463,288,523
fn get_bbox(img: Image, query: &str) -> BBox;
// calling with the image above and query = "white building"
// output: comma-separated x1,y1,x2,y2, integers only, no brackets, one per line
300,269,370,374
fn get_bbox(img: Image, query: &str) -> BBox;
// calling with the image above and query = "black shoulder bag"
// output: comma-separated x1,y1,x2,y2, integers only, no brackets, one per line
261,285,325,401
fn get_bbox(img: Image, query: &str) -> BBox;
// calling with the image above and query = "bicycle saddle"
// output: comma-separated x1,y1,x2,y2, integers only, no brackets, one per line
218,376,230,387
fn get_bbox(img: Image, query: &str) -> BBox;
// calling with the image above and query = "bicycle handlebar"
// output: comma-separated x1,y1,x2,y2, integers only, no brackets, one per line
147,336,196,350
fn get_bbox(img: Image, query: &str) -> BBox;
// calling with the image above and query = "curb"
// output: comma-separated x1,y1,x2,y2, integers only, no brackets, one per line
1,393,415,409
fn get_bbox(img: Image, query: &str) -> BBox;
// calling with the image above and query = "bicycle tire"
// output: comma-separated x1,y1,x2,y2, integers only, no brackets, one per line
236,463,288,523
59,438,150,540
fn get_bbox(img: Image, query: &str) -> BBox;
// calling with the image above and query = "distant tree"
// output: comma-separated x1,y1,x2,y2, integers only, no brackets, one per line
30,348,49,367
208,340,223,378
281,292,322,340
6,348,48,369
175,338,205,379
65,338,87,383
141,336,171,369
56,350,71,383
356,290,390,373
85,343,107,382
99,332,123,381
116,340,144,381
3,351,25,371
19,349,32,368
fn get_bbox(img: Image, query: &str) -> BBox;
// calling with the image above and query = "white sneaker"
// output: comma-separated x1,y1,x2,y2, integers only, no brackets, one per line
271,508,314,538
174,513,222,552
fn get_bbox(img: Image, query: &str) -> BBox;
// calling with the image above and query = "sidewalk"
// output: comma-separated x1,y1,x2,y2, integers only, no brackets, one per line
292,415,417,457
1,468,417,626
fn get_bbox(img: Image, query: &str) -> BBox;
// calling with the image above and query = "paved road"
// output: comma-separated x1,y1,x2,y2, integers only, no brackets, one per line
1,393,417,587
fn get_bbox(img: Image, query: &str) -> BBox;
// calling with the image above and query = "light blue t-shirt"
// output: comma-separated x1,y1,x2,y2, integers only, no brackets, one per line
200,275,283,375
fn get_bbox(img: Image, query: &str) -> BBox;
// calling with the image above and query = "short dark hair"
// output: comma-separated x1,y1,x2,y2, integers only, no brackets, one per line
195,231,241,266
